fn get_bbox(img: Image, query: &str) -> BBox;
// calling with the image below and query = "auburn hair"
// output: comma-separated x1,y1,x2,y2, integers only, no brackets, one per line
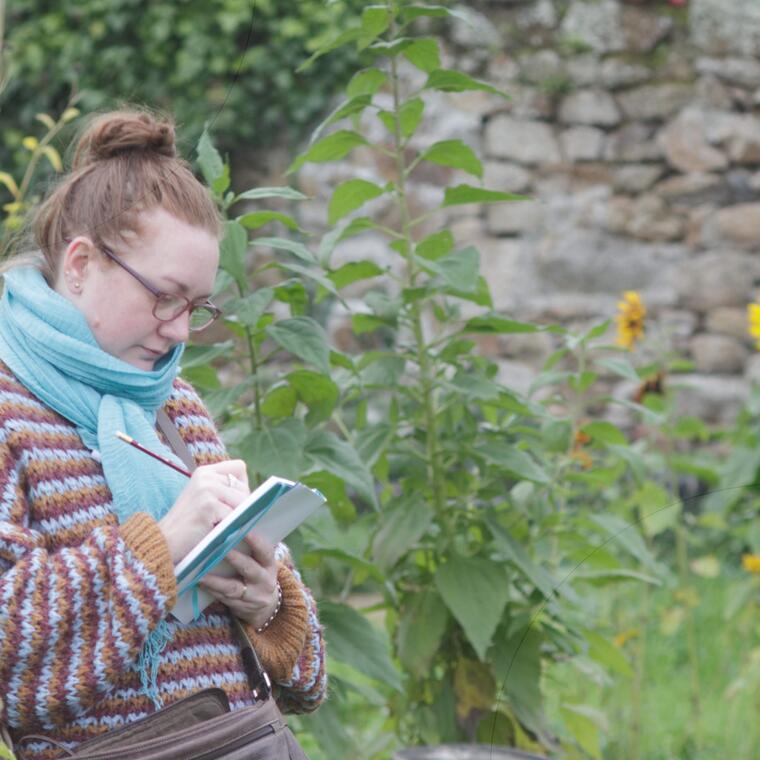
21,108,220,281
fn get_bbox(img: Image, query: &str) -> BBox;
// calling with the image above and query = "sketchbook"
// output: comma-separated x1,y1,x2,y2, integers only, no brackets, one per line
171,475,325,623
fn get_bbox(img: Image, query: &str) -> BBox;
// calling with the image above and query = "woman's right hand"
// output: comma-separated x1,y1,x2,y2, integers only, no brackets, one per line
158,459,249,564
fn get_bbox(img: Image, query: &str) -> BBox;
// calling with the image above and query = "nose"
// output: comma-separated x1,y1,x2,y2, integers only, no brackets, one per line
157,309,191,344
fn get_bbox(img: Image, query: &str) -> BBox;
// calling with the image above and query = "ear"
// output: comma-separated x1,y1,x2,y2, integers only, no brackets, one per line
60,237,97,295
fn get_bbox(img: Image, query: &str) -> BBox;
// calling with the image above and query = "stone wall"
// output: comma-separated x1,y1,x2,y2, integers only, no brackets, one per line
252,0,760,423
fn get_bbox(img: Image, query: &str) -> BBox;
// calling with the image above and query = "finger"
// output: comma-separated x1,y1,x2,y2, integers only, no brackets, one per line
226,549,274,587
207,459,249,488
201,573,246,600
242,531,276,569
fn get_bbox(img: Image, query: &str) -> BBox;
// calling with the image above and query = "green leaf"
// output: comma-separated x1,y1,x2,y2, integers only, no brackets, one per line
288,130,368,174
310,95,373,145
586,513,659,573
251,237,315,264
425,246,479,292
237,211,299,231
477,441,551,484
355,423,394,466
397,590,449,677
266,317,331,374
421,140,483,179
491,628,546,740
359,6,391,49
573,568,661,586
371,497,434,570
243,419,307,481
417,230,454,261
402,5,464,22
486,516,559,601
403,38,440,72
328,260,384,289
399,97,425,138
287,370,340,424
181,341,235,369
305,429,377,507
635,481,681,538
219,220,247,289
225,288,274,328
260,384,298,418
328,179,385,225
435,555,508,660
581,421,627,446
443,184,528,207
352,314,395,334
463,314,541,334
583,629,633,678
235,186,307,201
448,371,501,401
196,129,225,186
425,69,509,98
561,704,602,760
596,357,640,382
275,262,344,303
297,27,363,72
320,601,402,690
346,68,388,98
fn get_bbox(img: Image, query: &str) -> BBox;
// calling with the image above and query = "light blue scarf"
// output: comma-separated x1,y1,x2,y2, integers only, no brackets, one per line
0,265,188,707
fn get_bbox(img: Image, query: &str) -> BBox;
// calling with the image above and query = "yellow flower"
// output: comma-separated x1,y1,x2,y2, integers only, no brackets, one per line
747,304,760,349
742,554,760,573
615,291,646,350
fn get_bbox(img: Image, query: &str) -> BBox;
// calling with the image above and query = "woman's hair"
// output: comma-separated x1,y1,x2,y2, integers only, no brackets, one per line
15,108,221,281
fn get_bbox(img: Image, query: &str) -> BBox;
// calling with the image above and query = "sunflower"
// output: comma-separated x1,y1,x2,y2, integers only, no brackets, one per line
741,554,760,573
616,291,646,350
747,304,760,349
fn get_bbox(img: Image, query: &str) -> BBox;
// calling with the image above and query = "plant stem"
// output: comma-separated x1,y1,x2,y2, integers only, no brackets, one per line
387,20,446,518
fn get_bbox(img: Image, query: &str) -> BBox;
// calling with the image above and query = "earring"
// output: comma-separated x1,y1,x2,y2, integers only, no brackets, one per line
72,281,81,291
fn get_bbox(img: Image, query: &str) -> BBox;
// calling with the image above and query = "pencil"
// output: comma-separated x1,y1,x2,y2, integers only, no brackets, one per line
115,431,192,477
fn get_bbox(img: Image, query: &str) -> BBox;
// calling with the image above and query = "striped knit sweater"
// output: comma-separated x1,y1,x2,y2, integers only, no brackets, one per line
0,362,326,758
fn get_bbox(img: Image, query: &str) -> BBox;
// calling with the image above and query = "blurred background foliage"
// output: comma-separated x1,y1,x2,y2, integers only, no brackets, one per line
0,0,363,177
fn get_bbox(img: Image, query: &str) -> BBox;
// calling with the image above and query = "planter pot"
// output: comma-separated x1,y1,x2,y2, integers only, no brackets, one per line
393,745,547,760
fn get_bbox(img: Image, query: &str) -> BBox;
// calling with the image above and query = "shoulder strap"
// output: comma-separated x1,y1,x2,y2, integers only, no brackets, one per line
154,408,272,703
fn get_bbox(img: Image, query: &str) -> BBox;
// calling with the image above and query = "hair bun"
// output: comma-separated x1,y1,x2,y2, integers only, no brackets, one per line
73,110,177,167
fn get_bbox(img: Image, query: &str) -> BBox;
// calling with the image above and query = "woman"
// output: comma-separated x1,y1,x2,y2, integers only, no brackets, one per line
0,110,326,758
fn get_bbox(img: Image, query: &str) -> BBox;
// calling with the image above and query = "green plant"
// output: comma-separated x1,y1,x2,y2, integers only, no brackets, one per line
0,0,364,178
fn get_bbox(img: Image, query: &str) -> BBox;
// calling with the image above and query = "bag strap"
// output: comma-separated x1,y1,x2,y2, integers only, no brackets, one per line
154,408,272,702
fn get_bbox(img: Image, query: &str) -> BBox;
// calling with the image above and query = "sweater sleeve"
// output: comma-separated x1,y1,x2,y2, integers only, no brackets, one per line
0,438,177,730
242,546,327,713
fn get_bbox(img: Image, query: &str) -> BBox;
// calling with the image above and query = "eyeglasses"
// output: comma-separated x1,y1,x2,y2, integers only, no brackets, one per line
100,245,221,331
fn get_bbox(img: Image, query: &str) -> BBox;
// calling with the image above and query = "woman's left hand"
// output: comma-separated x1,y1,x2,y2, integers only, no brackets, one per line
199,531,279,630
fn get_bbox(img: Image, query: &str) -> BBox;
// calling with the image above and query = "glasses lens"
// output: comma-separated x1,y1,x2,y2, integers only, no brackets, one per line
154,294,187,321
189,306,216,331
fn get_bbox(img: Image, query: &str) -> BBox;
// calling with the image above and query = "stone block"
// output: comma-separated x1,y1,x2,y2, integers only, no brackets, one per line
560,126,606,162
604,123,663,162
560,0,626,54
617,84,695,121
702,203,760,251
483,161,532,193
614,164,665,194
689,333,749,373
620,5,674,53
657,110,728,173
705,307,751,341
654,173,728,208
600,58,652,89
519,50,564,85
675,251,759,311
690,0,760,58
696,57,760,90
484,115,561,165
559,90,621,127
675,374,749,424
486,199,543,235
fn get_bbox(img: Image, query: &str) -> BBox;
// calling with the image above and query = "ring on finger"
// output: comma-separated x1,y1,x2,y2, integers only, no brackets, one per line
238,582,248,600
227,473,237,488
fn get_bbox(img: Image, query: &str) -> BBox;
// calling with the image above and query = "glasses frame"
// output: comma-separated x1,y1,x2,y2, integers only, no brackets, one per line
99,245,222,332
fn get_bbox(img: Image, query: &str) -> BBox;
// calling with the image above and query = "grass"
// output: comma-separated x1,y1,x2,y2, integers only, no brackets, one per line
544,573,759,759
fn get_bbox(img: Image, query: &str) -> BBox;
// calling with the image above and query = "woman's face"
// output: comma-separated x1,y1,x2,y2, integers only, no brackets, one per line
59,207,219,371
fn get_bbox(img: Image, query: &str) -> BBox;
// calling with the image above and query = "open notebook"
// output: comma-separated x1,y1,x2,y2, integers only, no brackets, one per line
171,476,325,623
